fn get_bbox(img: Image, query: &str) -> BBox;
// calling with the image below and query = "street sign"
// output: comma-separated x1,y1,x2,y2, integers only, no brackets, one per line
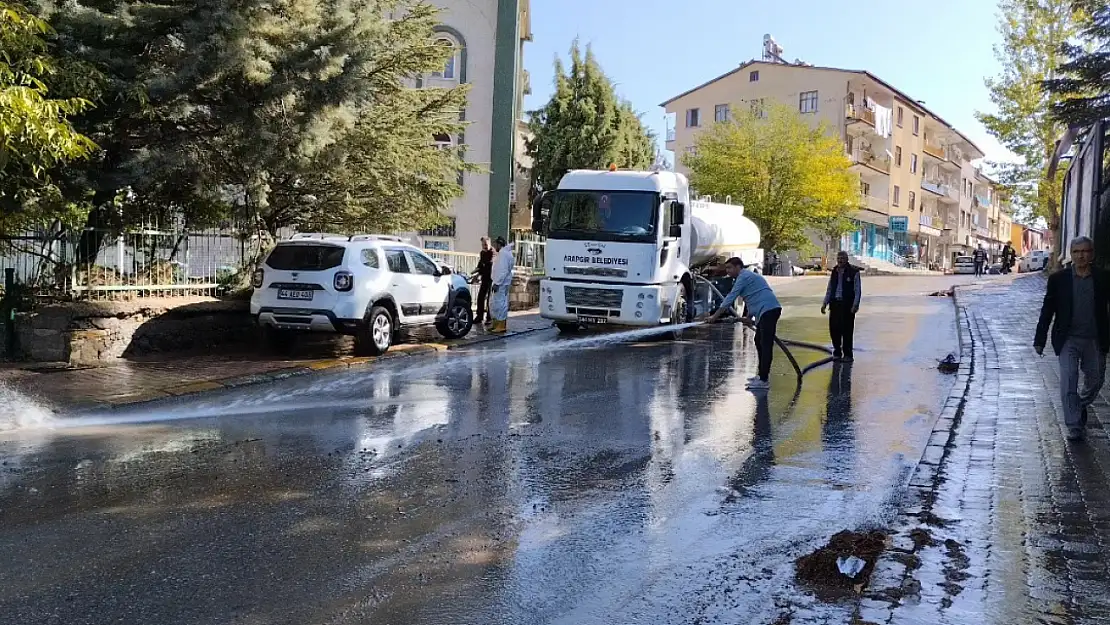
889,216,908,233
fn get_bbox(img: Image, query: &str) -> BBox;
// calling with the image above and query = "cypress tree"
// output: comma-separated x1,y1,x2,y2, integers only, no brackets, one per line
526,41,655,193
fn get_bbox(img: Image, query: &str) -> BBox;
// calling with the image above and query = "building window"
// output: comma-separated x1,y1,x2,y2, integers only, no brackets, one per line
897,107,904,127
433,133,454,150
750,70,759,82
714,104,730,123
861,181,871,197
913,116,920,136
799,90,818,114
430,37,459,80
686,108,701,128
893,185,901,206
895,146,903,167
750,98,765,118
911,153,918,174
909,191,916,211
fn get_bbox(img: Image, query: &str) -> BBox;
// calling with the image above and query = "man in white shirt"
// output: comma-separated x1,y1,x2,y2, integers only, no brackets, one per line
489,237,514,334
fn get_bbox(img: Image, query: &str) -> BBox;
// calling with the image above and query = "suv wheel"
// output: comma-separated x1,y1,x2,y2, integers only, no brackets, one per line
355,306,394,356
436,299,473,339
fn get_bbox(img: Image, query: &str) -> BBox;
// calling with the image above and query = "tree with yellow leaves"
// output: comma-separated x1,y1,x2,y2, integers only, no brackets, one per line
683,102,859,255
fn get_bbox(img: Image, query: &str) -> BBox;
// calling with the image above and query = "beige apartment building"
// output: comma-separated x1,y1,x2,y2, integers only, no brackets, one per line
663,59,1012,269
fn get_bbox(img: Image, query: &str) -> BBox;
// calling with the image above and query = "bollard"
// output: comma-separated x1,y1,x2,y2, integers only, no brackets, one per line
3,268,14,357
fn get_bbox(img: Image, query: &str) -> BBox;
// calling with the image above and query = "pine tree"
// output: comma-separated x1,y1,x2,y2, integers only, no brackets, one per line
35,0,471,241
1045,0,1110,126
526,41,655,193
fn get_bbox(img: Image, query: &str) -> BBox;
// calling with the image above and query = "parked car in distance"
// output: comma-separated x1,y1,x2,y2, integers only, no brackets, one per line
250,233,474,356
1019,250,1050,273
953,255,975,274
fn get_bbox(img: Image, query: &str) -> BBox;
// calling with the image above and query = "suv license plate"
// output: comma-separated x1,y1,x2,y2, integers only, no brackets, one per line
578,315,608,324
278,289,314,301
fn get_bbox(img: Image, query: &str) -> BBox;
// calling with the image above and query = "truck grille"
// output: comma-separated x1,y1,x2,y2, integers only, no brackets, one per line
564,266,628,278
564,286,623,309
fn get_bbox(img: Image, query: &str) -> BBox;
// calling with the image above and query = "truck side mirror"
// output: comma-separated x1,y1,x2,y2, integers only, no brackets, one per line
531,191,552,233
670,201,685,226
669,224,683,238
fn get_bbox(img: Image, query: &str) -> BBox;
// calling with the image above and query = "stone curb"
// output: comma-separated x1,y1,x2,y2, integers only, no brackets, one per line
98,325,550,408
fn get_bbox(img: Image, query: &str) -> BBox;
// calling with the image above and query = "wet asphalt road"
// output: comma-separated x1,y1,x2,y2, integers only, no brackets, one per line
0,277,973,625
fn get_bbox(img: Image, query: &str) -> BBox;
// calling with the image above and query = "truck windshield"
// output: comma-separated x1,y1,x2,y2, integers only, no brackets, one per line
547,191,659,242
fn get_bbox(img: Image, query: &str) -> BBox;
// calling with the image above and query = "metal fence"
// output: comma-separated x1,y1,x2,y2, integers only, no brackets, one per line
0,226,548,301
0,226,266,301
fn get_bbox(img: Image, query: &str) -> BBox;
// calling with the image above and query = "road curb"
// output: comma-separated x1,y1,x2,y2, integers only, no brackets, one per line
99,325,551,408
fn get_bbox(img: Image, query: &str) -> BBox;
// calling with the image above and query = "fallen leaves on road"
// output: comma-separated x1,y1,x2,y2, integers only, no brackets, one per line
795,530,889,598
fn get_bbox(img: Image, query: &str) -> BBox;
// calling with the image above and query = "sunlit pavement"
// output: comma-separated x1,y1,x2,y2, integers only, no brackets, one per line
860,273,1110,625
0,274,1015,625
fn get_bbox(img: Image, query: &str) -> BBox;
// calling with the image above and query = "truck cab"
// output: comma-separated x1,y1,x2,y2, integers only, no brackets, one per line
532,170,696,331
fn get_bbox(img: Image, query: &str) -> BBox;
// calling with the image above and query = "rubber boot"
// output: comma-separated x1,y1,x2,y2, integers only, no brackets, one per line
490,320,507,334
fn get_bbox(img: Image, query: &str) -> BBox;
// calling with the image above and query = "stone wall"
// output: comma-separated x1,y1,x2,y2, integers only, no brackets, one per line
14,297,253,366
509,270,540,311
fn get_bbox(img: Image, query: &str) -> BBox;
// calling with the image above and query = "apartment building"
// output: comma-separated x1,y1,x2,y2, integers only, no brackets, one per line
662,59,995,269
408,0,531,254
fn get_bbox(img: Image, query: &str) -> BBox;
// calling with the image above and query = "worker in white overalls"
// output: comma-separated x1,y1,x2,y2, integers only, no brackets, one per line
489,236,514,334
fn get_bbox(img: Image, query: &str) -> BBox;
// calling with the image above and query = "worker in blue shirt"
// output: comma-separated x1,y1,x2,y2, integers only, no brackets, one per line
706,257,783,391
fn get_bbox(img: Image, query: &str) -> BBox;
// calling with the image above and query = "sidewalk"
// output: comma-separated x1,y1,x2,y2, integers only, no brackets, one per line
1,310,551,409
860,274,1110,624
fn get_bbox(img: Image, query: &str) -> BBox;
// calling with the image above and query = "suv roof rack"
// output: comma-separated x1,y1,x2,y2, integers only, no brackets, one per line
288,233,348,241
348,234,405,243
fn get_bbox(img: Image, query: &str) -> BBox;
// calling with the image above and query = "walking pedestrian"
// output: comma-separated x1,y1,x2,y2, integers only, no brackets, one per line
705,257,783,392
973,245,988,277
1001,242,1016,275
489,236,514,334
471,237,494,327
1034,236,1110,442
821,251,862,362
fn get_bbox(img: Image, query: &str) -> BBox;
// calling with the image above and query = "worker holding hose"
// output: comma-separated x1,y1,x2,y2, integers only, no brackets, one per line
705,257,783,392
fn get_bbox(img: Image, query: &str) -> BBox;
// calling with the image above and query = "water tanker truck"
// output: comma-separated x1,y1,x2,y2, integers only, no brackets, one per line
531,169,763,334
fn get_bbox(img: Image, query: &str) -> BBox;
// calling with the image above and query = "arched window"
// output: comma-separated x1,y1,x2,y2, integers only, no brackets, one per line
431,37,459,80
433,133,454,150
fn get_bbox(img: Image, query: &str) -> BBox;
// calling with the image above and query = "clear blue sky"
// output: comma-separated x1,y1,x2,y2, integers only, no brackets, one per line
523,0,1013,164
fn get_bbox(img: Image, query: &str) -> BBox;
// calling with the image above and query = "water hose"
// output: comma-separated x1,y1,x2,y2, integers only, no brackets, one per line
692,275,836,384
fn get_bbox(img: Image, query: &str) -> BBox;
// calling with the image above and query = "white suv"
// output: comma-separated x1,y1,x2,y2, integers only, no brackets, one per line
250,234,474,355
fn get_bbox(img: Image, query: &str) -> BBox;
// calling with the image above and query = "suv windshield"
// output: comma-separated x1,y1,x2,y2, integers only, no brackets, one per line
266,244,346,271
548,190,659,243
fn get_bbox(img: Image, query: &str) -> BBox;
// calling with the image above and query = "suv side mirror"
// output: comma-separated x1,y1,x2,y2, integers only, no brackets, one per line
440,265,452,276
670,201,686,226
531,191,552,233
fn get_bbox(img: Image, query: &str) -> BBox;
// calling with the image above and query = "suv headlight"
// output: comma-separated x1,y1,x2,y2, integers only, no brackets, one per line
334,271,354,292
251,268,264,289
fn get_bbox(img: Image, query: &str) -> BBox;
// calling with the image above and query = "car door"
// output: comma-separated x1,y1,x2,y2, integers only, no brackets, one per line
383,248,422,318
406,249,451,315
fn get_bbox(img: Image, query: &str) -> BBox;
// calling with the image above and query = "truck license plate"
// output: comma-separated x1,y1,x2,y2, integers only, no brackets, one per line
578,315,608,324
278,289,314,301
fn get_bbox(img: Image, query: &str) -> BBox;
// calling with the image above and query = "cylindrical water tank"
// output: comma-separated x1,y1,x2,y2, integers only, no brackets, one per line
689,200,761,267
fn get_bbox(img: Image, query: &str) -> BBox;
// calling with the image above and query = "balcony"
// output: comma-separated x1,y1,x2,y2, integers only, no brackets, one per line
846,103,876,127
975,225,989,238
975,194,992,208
923,141,946,161
665,127,676,145
920,178,949,197
849,148,891,175
919,213,943,237
859,193,888,214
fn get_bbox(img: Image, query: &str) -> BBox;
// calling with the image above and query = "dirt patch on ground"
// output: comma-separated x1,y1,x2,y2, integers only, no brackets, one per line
909,527,936,550
795,530,889,598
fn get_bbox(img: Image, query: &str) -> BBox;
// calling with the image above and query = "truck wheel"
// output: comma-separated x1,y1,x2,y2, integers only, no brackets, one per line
436,299,473,339
556,322,580,334
355,306,394,356
666,287,692,340
260,326,296,355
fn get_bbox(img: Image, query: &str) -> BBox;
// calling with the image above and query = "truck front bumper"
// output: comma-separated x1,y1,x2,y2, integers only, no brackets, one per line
538,280,675,327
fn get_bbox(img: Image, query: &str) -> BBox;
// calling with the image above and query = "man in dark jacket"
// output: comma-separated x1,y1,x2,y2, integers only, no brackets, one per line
471,237,494,326
1034,236,1110,441
821,251,862,362
973,245,988,277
